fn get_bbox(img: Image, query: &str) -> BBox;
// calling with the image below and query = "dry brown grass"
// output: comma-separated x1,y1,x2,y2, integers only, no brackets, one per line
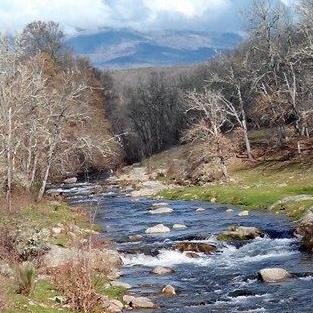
52,259,103,313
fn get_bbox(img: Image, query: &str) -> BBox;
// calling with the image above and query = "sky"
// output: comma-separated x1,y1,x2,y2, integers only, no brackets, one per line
0,0,297,35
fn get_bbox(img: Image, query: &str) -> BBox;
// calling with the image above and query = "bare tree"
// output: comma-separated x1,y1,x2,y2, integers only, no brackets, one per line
183,88,234,179
19,21,64,59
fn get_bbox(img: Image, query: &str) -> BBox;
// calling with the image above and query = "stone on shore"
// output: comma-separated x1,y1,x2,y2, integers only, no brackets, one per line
173,242,216,255
145,224,171,234
107,299,124,313
217,226,264,241
162,285,176,297
295,211,313,252
258,268,291,282
151,266,174,275
149,207,173,214
123,295,155,309
111,281,132,289
63,177,77,184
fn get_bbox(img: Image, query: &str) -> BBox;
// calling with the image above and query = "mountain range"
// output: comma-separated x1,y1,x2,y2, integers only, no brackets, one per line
66,29,243,69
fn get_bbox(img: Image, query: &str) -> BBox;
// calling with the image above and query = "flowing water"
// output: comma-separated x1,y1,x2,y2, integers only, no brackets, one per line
57,183,313,313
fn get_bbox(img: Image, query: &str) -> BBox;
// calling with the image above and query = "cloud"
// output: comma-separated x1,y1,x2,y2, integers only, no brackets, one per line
0,0,296,35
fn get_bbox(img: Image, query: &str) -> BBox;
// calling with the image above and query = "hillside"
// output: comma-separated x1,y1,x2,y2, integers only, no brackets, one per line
66,29,242,69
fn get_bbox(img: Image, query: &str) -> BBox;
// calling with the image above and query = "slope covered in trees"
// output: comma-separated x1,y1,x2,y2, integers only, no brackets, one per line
103,0,313,178
0,21,121,205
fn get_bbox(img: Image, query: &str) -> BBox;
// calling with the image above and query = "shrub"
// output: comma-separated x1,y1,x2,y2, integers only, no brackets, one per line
52,259,103,313
15,262,36,295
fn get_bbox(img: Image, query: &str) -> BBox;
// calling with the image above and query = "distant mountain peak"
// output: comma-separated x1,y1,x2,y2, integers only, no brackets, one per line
66,28,242,69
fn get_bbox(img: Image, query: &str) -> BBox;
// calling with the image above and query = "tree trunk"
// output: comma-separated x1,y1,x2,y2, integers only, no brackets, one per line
6,107,12,211
37,160,51,202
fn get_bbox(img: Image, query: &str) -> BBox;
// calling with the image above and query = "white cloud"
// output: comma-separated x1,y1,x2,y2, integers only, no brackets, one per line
0,0,296,35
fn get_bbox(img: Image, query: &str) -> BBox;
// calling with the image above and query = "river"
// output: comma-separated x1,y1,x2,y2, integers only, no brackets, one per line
57,182,313,313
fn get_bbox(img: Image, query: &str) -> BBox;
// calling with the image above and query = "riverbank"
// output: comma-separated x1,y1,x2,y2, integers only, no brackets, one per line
0,195,126,313
159,160,313,220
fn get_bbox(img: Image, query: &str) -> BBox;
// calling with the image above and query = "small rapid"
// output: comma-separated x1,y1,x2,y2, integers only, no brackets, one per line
60,183,313,313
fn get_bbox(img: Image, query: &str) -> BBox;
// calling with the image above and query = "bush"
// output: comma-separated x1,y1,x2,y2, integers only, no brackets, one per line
15,262,36,296
52,259,103,313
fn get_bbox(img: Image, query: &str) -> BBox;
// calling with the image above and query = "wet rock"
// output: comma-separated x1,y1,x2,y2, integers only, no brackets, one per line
173,242,217,255
145,224,171,234
151,266,174,275
63,177,77,184
149,207,173,214
111,281,132,289
217,226,264,241
128,235,143,242
226,209,233,213
196,208,206,212
173,224,187,230
238,210,249,216
123,295,155,309
295,211,313,252
107,299,124,313
162,285,176,297
185,252,200,258
258,268,291,282
152,202,169,208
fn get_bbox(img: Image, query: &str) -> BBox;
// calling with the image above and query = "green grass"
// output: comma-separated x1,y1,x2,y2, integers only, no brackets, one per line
4,279,73,313
160,161,313,219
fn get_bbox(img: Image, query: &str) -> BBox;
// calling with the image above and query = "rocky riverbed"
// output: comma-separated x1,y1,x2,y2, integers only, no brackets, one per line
62,179,313,313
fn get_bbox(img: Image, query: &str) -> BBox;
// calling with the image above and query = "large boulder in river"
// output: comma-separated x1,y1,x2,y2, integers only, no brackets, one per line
295,211,313,252
173,242,217,255
151,266,174,275
217,226,264,241
162,285,176,297
123,295,155,309
145,224,171,234
258,268,291,282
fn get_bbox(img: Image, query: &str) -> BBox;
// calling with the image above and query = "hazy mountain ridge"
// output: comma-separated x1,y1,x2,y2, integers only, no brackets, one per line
66,29,243,69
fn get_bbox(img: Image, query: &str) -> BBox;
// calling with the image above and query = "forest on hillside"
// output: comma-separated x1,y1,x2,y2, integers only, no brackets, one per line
104,0,313,174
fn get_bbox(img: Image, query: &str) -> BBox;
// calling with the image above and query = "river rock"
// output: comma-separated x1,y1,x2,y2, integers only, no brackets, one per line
128,235,143,242
238,210,249,216
258,268,291,282
43,245,122,278
173,242,217,255
196,208,206,212
162,285,176,297
185,252,200,258
173,224,187,229
152,202,169,208
217,226,264,241
149,207,173,214
111,281,132,289
107,299,124,313
63,177,77,184
295,211,313,252
123,295,155,308
145,224,171,234
151,266,174,275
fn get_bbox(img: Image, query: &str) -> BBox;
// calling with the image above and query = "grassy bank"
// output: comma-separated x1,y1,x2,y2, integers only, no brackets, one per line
0,198,125,313
160,160,313,219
